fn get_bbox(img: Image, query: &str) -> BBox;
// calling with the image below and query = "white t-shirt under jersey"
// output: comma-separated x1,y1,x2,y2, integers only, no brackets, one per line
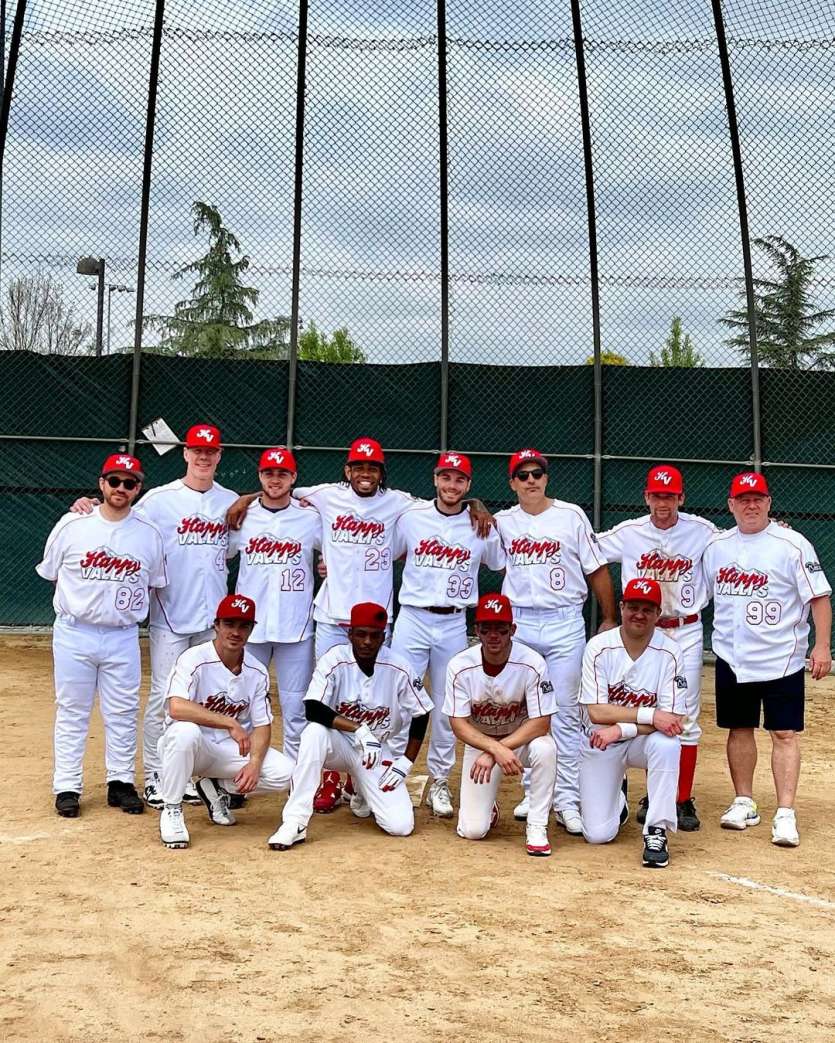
36,506,167,626
702,521,831,681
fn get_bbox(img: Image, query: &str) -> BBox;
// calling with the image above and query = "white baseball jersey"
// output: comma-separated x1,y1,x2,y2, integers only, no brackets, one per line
229,498,322,643
702,522,831,681
134,479,238,634
163,641,272,743
596,512,718,617
394,501,504,607
494,500,606,608
295,483,419,624
305,643,432,743
36,506,167,626
579,628,687,737
443,640,556,737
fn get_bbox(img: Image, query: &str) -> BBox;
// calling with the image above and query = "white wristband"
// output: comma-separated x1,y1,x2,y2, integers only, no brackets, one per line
636,706,655,726
618,722,638,740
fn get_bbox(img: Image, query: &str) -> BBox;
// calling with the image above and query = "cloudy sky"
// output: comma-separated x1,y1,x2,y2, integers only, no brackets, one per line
3,0,834,364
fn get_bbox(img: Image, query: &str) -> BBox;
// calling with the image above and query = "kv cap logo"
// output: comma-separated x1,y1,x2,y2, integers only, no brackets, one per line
475,593,514,623
101,453,144,479
730,471,769,497
347,437,385,465
350,601,389,630
622,578,662,608
185,423,222,449
434,451,472,478
645,464,683,495
258,446,298,473
508,448,548,478
216,593,256,622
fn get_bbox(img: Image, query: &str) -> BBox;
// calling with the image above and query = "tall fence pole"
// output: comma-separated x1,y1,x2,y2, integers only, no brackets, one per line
127,0,165,453
0,0,27,291
571,0,603,627
712,0,762,470
286,0,309,450
437,0,450,452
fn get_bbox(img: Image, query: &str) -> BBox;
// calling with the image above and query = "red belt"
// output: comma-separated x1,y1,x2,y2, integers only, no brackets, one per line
658,614,699,629
426,606,462,615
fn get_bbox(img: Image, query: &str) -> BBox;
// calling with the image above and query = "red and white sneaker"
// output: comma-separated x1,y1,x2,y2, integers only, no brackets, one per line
525,823,552,857
313,771,343,814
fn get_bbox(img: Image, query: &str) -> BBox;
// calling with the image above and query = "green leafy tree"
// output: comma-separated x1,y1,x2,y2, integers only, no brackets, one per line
585,350,630,366
298,320,366,363
143,202,289,357
650,316,703,367
721,235,835,369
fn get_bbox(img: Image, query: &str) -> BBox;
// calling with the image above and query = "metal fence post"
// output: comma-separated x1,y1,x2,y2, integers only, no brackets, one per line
286,0,309,450
127,0,166,453
712,0,762,470
0,0,27,290
437,0,450,452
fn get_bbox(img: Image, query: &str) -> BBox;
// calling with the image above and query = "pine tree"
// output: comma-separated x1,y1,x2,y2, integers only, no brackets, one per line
650,316,703,367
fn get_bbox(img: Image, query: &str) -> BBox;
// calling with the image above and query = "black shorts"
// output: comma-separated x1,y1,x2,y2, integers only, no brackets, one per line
714,657,805,732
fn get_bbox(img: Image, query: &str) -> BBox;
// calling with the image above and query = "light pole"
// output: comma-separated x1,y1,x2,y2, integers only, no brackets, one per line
107,284,134,354
76,256,105,356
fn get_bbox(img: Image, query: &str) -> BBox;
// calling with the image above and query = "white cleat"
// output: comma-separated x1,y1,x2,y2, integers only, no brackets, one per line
196,778,236,826
267,821,307,851
350,791,372,819
720,796,761,830
513,796,530,821
143,773,164,811
525,823,552,857
160,804,190,849
427,778,454,818
554,808,584,835
772,808,800,847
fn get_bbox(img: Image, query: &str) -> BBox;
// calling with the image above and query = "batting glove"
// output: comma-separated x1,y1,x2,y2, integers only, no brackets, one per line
379,755,413,792
353,723,382,769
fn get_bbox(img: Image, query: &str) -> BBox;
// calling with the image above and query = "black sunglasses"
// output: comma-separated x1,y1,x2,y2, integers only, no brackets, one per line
104,476,140,490
515,468,545,481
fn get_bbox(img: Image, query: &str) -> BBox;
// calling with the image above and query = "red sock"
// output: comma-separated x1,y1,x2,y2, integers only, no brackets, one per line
677,745,698,803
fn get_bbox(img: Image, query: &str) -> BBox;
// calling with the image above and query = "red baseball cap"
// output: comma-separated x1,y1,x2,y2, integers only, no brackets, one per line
475,593,514,624
350,602,389,630
508,448,548,479
185,424,222,449
347,437,385,466
434,451,472,478
259,446,297,473
730,471,769,497
622,578,662,608
645,464,683,495
216,593,257,622
101,453,144,479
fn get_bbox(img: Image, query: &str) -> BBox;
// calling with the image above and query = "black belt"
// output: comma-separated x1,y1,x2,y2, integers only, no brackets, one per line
426,606,462,615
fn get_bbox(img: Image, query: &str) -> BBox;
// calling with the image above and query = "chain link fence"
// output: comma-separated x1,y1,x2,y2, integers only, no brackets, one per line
2,0,835,623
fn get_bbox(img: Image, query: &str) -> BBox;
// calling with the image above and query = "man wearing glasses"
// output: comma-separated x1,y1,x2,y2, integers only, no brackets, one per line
37,453,167,818
493,448,617,835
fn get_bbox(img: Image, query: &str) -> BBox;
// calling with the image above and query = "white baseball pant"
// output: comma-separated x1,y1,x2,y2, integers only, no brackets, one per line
665,621,703,745
158,722,294,805
314,621,391,661
280,723,414,836
513,606,585,814
457,735,557,839
247,638,314,761
143,625,214,784
389,605,468,780
51,616,141,794
579,731,680,843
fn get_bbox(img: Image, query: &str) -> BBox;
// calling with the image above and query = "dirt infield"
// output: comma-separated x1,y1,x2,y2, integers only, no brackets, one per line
2,633,835,1043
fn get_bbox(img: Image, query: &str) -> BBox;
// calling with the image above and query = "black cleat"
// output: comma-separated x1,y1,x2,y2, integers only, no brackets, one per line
107,780,145,814
636,795,649,825
227,790,247,810
677,798,700,832
55,791,80,818
620,777,629,826
642,826,669,869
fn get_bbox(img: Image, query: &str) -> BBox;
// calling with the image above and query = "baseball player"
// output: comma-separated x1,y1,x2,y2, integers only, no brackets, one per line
444,594,557,856
595,464,717,830
157,593,295,849
389,451,504,818
266,602,433,851
494,448,616,834
228,447,322,762
703,472,832,847
36,453,166,818
578,578,686,868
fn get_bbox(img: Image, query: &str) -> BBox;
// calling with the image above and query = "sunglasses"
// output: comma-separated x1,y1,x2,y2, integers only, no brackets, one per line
515,468,545,481
104,476,140,490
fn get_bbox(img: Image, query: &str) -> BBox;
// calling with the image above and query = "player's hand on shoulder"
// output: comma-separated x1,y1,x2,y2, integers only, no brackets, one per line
652,710,684,737
467,499,495,538
71,496,99,514
596,618,618,634
228,720,251,756
316,557,328,579
225,494,255,530
590,724,622,750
